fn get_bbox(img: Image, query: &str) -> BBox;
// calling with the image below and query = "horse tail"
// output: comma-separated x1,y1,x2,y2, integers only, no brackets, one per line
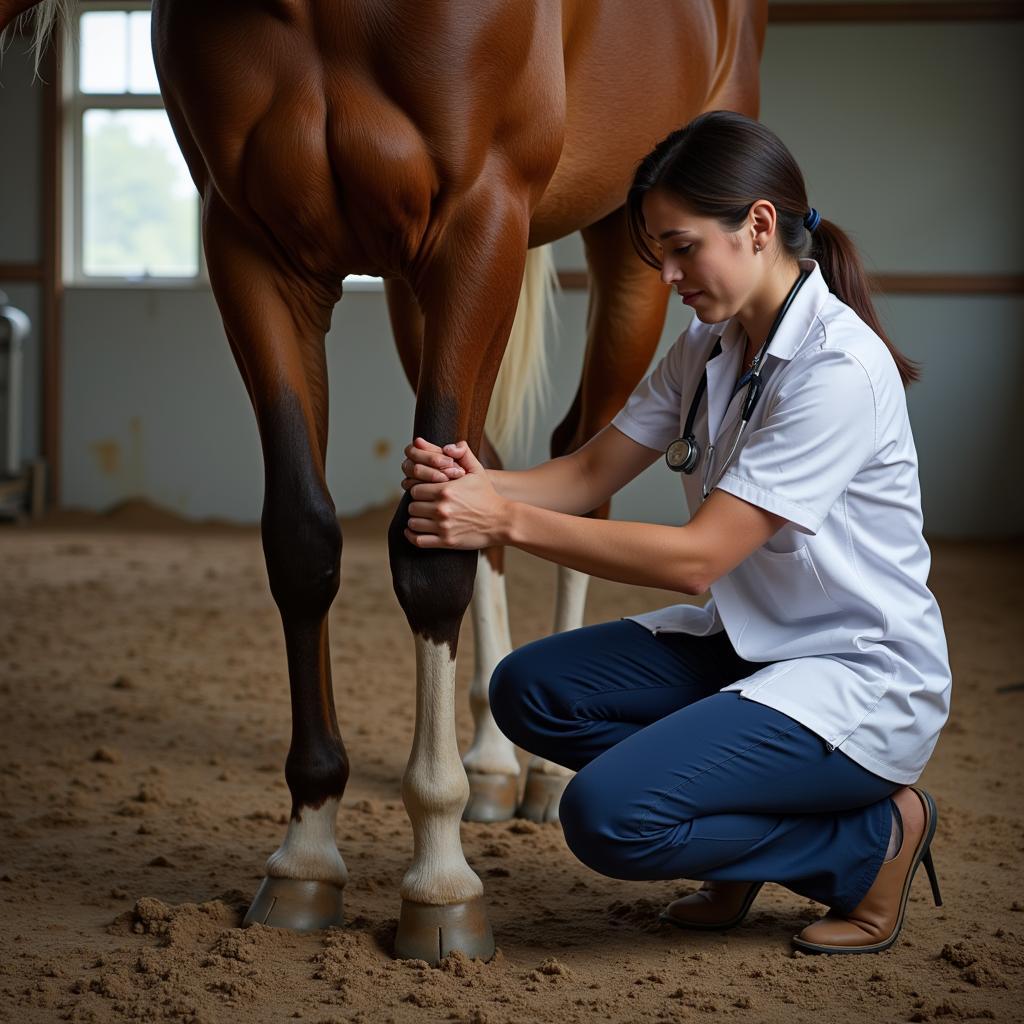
0,0,72,81
484,244,560,461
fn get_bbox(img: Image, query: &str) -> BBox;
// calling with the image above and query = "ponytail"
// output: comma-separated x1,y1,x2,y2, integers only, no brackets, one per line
810,219,920,387
626,111,921,388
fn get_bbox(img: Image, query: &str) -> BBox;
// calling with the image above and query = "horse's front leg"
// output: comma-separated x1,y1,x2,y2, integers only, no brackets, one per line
387,188,529,963
202,196,350,930
385,281,521,822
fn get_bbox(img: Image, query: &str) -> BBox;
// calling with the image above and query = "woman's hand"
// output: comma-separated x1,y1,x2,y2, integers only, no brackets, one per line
401,437,511,549
400,436,466,489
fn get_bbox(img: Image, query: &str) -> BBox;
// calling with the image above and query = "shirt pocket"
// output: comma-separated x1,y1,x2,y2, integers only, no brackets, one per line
742,544,841,623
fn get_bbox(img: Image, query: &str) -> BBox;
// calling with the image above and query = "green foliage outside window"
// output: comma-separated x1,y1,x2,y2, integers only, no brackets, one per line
83,110,198,278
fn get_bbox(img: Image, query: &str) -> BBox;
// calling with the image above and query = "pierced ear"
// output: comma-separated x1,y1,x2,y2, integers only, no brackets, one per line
748,199,777,254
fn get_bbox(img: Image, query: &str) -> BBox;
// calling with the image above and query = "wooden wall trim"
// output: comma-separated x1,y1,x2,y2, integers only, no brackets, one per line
556,270,1024,295
871,274,1024,294
557,271,589,291
14,267,1017,296
0,263,45,282
769,2,1024,22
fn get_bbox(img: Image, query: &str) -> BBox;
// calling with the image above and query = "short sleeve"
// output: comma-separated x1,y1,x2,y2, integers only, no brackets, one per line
715,350,878,535
610,330,690,452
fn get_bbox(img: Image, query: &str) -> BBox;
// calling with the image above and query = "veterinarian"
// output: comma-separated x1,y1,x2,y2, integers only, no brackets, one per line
399,111,951,954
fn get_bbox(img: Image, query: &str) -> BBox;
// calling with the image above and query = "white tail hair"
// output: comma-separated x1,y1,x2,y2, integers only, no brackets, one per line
0,0,72,81
484,244,560,462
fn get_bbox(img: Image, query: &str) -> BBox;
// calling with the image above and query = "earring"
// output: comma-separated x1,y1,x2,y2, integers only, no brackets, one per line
754,243,762,254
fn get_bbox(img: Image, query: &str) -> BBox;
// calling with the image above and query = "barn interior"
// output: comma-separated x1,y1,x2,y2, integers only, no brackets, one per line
1,3,1022,1022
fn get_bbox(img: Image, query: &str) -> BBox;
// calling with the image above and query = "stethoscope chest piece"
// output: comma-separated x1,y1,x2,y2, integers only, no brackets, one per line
665,436,700,473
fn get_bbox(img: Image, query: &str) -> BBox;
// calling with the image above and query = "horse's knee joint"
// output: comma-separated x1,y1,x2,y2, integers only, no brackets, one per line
263,496,342,620
387,497,476,637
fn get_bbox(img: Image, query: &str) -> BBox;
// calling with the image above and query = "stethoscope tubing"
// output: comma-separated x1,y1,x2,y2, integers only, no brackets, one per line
666,266,812,499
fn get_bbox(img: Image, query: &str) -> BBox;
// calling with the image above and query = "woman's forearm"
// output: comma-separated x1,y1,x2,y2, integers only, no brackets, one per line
489,454,600,516
500,500,707,595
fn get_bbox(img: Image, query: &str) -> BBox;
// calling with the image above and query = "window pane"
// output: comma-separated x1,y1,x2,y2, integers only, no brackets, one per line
80,10,159,94
80,12,127,94
82,109,198,277
128,12,159,94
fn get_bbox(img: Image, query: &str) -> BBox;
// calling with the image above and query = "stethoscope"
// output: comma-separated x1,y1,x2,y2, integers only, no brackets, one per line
664,266,812,500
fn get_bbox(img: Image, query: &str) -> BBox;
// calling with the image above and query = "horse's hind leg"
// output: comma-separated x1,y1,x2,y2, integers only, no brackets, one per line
517,206,670,822
203,196,349,930
385,279,520,822
462,521,519,821
514,562,586,822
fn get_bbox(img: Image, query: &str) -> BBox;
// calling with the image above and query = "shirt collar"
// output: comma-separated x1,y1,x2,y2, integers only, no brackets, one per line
711,258,828,364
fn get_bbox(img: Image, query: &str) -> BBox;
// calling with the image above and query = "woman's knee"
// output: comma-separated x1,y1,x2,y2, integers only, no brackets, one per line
558,770,651,880
488,644,551,746
487,634,569,741
559,767,728,881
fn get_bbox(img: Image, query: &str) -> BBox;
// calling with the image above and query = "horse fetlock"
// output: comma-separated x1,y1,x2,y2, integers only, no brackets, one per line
402,764,470,819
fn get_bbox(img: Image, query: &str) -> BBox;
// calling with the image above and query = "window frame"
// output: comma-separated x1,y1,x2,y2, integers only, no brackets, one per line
64,0,206,288
62,2,383,292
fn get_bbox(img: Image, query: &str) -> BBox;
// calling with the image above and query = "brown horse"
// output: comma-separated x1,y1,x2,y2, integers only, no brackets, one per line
1,0,767,963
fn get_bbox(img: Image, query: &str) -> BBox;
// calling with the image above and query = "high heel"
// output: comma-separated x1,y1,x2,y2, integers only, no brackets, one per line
792,786,940,955
921,847,942,907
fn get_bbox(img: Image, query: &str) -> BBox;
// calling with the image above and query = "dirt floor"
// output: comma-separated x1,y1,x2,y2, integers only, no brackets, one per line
1,499,1022,1024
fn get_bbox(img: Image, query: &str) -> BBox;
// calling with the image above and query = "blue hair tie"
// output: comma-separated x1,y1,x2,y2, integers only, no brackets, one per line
804,207,821,232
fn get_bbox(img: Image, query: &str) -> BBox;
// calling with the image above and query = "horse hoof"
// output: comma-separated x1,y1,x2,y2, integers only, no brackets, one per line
516,770,568,823
395,895,495,965
243,877,345,931
463,771,518,822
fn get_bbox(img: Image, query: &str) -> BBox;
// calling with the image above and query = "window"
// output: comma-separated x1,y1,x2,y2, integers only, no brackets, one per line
68,3,200,282
66,3,381,290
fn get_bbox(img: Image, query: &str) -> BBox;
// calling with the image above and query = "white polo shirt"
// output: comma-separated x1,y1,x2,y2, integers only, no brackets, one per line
610,258,951,784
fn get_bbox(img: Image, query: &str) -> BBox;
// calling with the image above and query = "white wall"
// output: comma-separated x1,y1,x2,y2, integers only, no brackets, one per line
1,10,1021,536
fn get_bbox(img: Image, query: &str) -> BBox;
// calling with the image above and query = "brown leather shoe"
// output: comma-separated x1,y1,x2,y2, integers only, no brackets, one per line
792,786,942,955
659,880,764,931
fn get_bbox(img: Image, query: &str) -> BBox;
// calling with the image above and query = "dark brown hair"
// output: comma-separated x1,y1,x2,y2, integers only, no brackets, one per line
626,110,920,387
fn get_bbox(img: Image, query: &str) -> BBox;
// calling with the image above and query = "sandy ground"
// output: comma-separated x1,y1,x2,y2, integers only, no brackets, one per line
1,499,1022,1024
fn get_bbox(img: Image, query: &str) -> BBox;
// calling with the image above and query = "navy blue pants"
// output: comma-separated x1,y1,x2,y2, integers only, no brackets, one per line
489,620,900,913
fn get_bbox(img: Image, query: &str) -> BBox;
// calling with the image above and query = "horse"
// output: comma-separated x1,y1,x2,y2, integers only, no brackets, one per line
1,0,768,964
